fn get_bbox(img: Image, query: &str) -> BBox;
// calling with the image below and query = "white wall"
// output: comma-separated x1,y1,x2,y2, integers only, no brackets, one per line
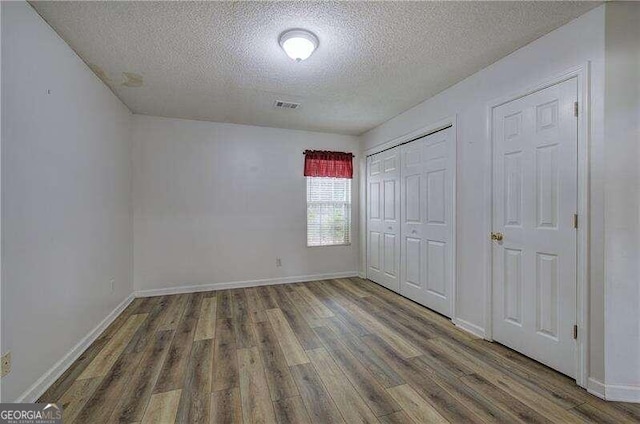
360,7,607,382
1,2,133,401
132,115,360,293
603,2,640,400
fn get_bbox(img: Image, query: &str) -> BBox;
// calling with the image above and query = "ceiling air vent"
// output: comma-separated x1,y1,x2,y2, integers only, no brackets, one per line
274,100,301,110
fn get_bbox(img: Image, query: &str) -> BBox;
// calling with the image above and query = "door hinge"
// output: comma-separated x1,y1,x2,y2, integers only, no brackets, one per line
574,101,579,117
573,214,578,229
573,325,578,340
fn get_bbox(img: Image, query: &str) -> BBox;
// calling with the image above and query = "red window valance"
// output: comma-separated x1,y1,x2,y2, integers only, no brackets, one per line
304,150,354,179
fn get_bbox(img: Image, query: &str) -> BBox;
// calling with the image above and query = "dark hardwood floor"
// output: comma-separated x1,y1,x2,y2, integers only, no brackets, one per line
38,278,640,423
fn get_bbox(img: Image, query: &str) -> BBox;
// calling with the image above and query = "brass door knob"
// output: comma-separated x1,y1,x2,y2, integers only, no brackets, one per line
491,232,504,241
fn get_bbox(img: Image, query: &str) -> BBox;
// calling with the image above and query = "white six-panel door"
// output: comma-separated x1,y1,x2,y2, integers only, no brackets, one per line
400,128,454,317
367,147,401,292
492,78,578,377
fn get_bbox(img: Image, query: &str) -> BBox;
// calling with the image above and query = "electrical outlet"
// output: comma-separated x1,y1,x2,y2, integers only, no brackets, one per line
276,258,282,267
110,278,115,293
1,352,11,378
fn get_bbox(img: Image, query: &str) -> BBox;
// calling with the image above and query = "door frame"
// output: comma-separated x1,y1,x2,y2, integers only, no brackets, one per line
363,115,458,319
484,63,590,387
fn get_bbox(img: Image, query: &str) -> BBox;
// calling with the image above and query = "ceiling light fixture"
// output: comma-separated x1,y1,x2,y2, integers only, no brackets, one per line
279,29,318,62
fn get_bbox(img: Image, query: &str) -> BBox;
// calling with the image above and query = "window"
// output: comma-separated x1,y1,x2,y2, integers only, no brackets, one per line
307,177,351,246
303,149,353,247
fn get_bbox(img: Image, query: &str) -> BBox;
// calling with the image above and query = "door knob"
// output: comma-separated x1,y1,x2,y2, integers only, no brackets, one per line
490,232,504,241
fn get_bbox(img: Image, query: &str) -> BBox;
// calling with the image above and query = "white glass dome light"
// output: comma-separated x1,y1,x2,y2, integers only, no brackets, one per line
279,29,319,62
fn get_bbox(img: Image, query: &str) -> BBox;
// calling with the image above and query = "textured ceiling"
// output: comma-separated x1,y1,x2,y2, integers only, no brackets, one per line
30,1,600,135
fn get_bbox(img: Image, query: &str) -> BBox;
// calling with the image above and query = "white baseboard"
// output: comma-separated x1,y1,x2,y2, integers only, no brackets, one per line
587,377,640,402
604,383,640,403
134,271,359,297
452,318,486,339
358,272,367,279
587,377,606,399
15,294,135,403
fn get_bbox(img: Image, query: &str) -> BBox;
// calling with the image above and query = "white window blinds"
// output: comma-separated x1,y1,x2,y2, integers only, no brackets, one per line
306,177,351,246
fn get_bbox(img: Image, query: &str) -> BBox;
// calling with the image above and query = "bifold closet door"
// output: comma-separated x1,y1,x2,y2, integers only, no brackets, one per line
400,128,454,317
367,147,401,292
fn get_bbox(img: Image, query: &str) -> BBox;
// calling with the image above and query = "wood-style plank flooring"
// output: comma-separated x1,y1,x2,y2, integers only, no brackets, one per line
39,278,640,423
